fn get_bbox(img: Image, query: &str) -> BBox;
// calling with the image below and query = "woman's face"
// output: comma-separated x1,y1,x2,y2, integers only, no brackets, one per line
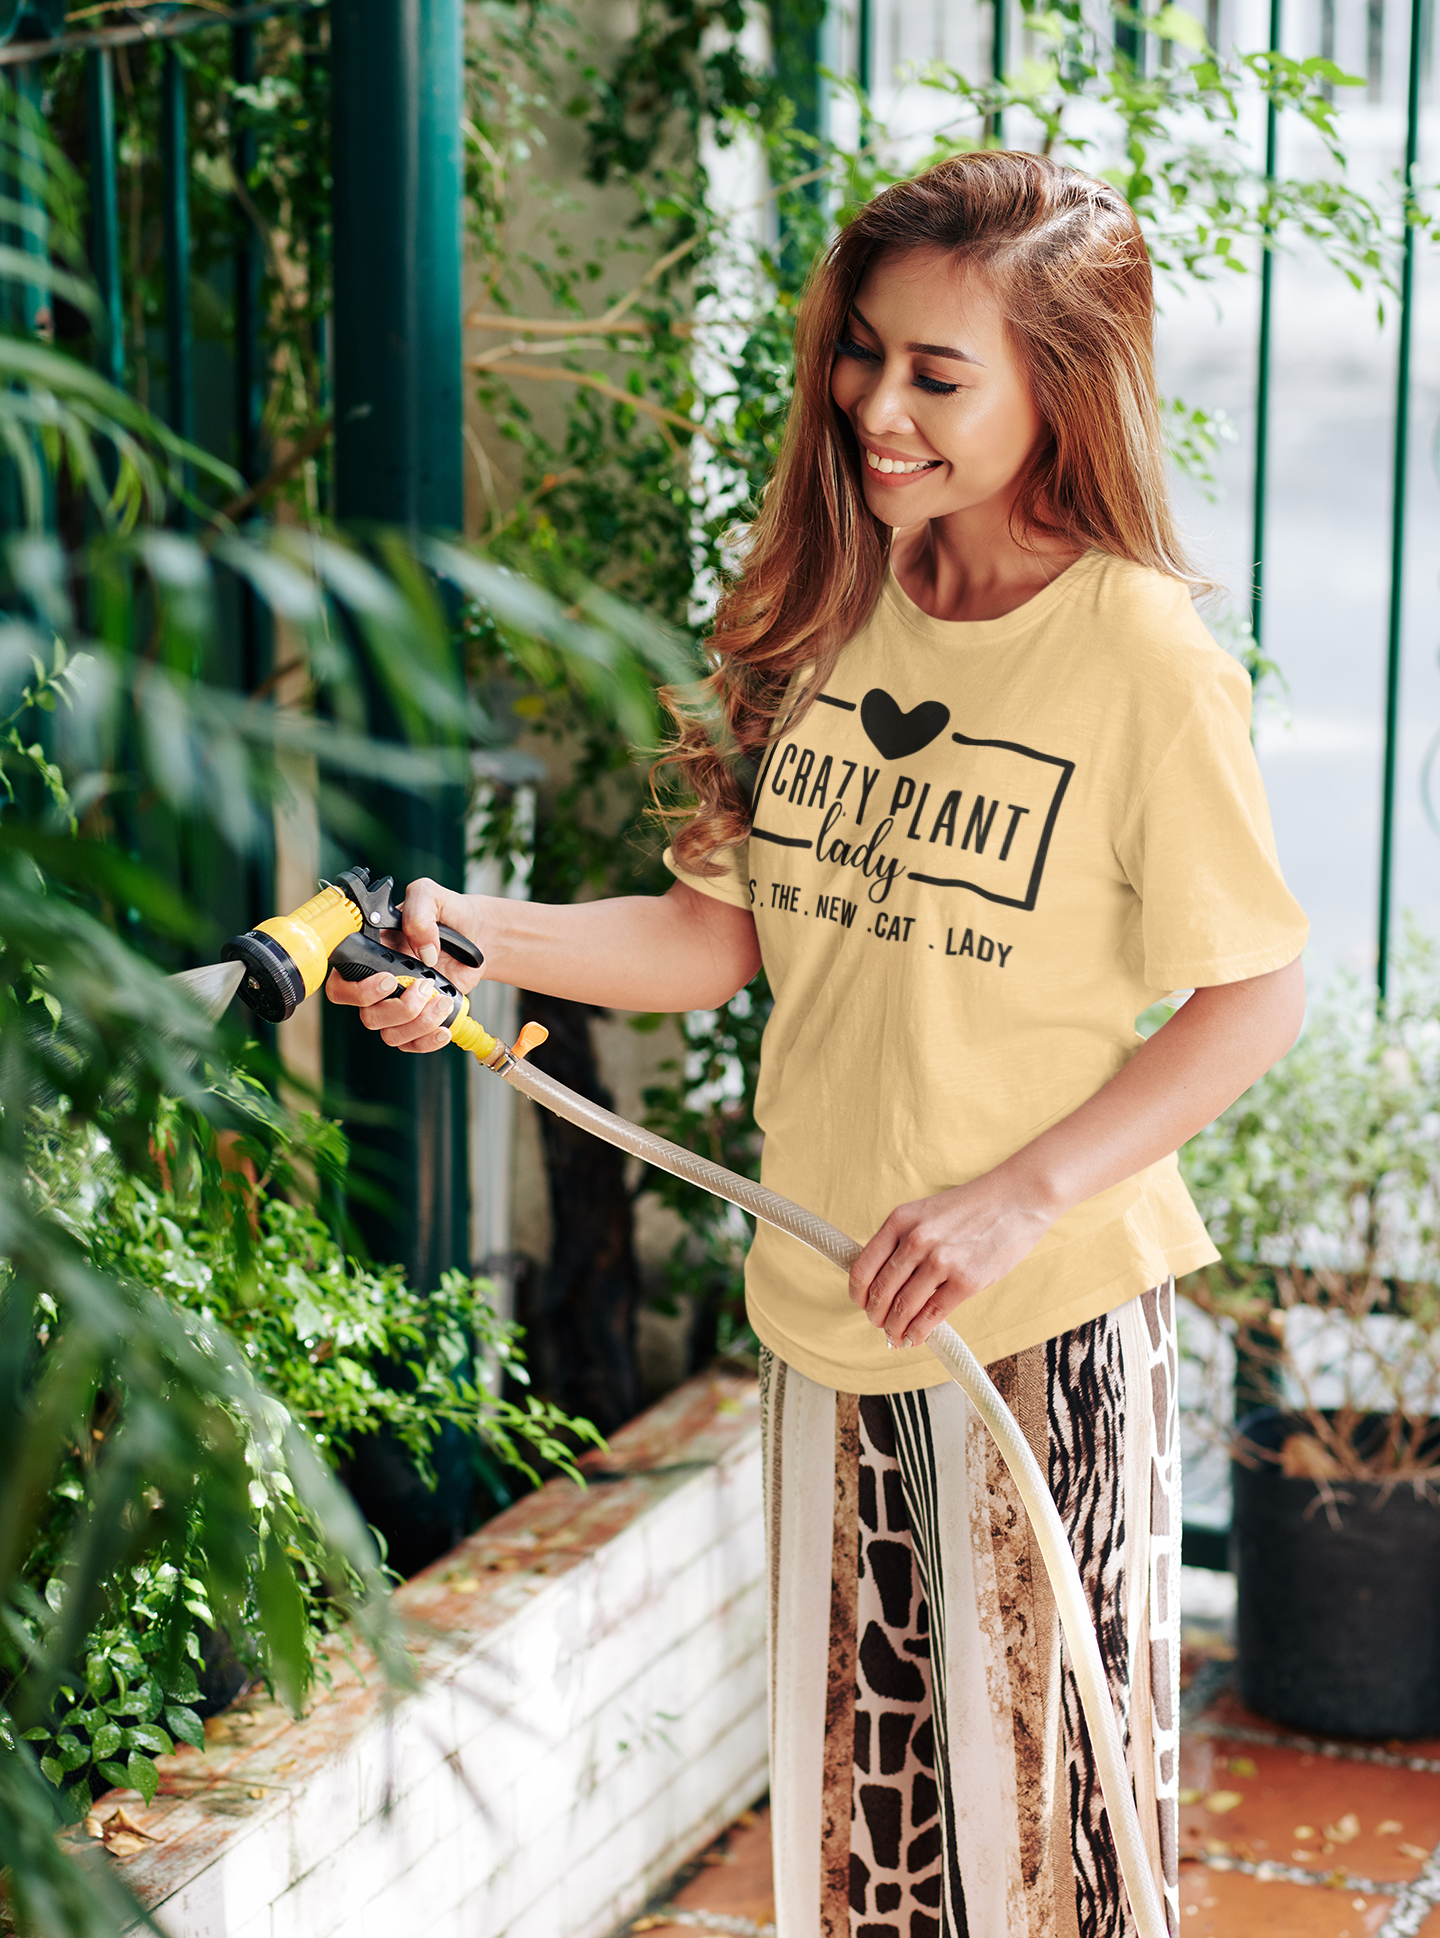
828,248,1045,527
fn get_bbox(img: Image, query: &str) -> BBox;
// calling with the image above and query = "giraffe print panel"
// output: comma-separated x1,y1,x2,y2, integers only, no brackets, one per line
760,1284,1180,1938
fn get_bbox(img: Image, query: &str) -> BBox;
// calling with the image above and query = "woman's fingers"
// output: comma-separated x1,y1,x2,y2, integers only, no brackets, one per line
322,970,453,1051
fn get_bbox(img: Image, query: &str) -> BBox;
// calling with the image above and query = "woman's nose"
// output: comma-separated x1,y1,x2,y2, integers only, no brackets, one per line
856,362,918,437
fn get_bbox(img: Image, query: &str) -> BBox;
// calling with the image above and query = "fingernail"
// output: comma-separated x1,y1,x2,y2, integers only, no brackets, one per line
420,944,439,968
885,1335,896,1351
438,1028,451,1045
378,975,396,995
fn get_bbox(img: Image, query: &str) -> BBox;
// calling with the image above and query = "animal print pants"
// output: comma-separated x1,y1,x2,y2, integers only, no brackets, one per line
760,1285,1180,1938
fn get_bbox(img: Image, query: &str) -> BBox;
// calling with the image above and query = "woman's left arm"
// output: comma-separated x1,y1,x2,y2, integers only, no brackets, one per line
852,955,1306,1348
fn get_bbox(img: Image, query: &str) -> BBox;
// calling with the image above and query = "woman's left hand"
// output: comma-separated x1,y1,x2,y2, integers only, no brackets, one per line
849,1172,1056,1348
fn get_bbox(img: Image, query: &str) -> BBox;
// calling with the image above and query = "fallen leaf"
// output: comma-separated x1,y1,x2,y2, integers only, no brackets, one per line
1228,1757,1258,1778
103,1808,157,1841
629,1920,676,1933
104,1833,150,1859
1400,1843,1430,1860
734,1809,757,1828
1353,1901,1368,1912
1326,1814,1360,1845
82,1815,104,1841
1205,1791,1244,1815
1178,1788,1201,1806
247,1787,266,1800
1377,1820,1403,1836
1294,1826,1316,1841
1204,1838,1229,1856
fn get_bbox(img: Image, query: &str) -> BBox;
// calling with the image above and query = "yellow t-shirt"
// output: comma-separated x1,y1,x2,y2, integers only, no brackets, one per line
666,550,1308,1393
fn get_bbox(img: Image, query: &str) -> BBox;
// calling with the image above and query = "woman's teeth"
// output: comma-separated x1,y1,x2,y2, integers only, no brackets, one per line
866,451,936,475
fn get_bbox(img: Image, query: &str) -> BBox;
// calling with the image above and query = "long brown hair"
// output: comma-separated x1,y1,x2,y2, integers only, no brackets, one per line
658,149,1198,875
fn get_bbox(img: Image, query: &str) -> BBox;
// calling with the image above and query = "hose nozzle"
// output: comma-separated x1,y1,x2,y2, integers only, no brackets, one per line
222,885,362,1023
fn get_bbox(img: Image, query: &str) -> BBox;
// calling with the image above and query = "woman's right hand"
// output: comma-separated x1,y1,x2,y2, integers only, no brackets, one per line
324,877,488,1055
325,876,761,1048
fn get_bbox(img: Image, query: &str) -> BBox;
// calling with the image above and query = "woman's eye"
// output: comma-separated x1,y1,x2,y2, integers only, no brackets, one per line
834,335,880,363
914,374,959,396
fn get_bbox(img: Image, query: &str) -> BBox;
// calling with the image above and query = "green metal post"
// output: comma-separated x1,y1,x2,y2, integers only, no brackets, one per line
232,24,261,493
161,47,193,510
1249,0,1281,652
992,0,1007,143
84,49,123,388
330,0,468,1289
857,0,870,93
1376,0,1424,1002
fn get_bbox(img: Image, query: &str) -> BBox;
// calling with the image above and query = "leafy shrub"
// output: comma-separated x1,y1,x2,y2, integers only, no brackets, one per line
10,1086,598,1822
1181,928,1440,1482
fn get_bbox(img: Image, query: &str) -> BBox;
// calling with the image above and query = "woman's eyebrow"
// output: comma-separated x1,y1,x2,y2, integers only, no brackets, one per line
849,303,984,367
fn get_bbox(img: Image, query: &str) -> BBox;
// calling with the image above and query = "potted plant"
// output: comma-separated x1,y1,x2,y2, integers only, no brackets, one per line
1181,928,1440,1738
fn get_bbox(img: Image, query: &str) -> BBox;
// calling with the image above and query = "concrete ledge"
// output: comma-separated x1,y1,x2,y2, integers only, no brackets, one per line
78,1370,767,1938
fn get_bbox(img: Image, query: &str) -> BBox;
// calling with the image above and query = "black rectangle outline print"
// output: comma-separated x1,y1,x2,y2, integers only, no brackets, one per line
908,731,1075,910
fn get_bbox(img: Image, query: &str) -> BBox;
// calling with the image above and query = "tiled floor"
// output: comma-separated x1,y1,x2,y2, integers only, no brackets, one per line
620,1642,1440,1938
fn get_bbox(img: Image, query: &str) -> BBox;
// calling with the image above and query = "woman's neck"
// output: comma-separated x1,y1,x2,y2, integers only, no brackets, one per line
890,499,1085,623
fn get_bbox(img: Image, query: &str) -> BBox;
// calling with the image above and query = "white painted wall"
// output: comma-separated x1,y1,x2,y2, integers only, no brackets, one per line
127,1384,767,1938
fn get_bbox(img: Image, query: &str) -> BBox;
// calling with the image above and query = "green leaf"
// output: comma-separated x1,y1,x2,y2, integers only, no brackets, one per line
57,1732,90,1772
90,1723,122,1761
96,1760,130,1791
164,1706,206,1752
255,1541,310,1714
1151,3,1207,49
126,1751,160,1806
60,1779,95,1825
39,1756,64,1788
124,1724,172,1758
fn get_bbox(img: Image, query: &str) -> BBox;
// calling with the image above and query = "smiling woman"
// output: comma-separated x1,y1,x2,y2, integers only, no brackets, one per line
326,151,1308,1938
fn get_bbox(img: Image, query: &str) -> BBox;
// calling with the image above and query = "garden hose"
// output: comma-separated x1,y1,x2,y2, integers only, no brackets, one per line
478,1039,1169,1938
224,874,1168,1938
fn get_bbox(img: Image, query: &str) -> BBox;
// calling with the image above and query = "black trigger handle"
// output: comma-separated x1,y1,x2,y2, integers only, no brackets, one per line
432,921,483,971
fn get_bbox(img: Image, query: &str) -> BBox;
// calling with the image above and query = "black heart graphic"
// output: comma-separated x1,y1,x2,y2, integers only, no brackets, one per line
860,688,951,761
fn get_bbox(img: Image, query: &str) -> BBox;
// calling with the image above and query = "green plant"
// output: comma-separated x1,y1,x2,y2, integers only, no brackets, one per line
1181,928,1440,1483
0,89,687,1932
10,1086,599,1821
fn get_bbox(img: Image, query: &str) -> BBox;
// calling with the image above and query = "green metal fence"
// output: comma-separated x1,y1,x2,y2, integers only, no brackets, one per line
0,0,469,1291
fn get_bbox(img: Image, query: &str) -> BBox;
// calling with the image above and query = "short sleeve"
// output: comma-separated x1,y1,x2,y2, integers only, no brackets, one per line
663,841,753,912
1116,663,1308,988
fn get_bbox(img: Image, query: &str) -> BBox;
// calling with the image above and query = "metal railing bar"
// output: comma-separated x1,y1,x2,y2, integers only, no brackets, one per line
991,0,1006,144
0,0,323,69
1376,0,1425,1002
1249,0,1281,654
161,43,192,513
83,47,122,387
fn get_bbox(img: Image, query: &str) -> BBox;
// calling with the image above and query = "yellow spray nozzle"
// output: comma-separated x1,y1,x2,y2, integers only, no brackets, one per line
223,883,362,1023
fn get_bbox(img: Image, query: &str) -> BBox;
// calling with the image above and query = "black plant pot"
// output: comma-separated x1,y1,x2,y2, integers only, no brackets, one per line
1233,1408,1440,1739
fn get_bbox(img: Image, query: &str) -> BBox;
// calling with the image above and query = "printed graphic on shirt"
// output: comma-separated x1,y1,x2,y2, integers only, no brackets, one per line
750,685,1075,914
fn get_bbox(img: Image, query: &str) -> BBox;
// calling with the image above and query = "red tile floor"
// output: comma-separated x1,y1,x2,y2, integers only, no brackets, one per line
620,1644,1440,1938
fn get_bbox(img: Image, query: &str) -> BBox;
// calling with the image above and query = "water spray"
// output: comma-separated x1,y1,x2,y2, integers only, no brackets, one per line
207,869,1168,1938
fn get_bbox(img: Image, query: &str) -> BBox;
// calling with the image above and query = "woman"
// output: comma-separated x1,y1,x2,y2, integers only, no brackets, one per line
330,153,1307,1938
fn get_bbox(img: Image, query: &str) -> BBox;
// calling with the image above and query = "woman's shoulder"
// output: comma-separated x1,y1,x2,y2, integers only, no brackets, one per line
1077,552,1247,706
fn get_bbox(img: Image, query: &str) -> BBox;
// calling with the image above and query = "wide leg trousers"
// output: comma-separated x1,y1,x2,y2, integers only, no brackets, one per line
759,1285,1181,1938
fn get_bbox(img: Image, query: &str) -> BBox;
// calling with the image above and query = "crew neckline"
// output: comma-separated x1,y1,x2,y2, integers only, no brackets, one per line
881,546,1105,641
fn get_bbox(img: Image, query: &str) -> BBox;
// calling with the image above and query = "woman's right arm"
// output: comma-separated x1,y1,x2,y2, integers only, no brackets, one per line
324,878,760,1053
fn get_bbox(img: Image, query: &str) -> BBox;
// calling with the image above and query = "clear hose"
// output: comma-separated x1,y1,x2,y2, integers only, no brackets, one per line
491,1049,1168,1938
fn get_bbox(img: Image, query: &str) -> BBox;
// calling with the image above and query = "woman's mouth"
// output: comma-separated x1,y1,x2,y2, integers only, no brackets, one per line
864,448,942,479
